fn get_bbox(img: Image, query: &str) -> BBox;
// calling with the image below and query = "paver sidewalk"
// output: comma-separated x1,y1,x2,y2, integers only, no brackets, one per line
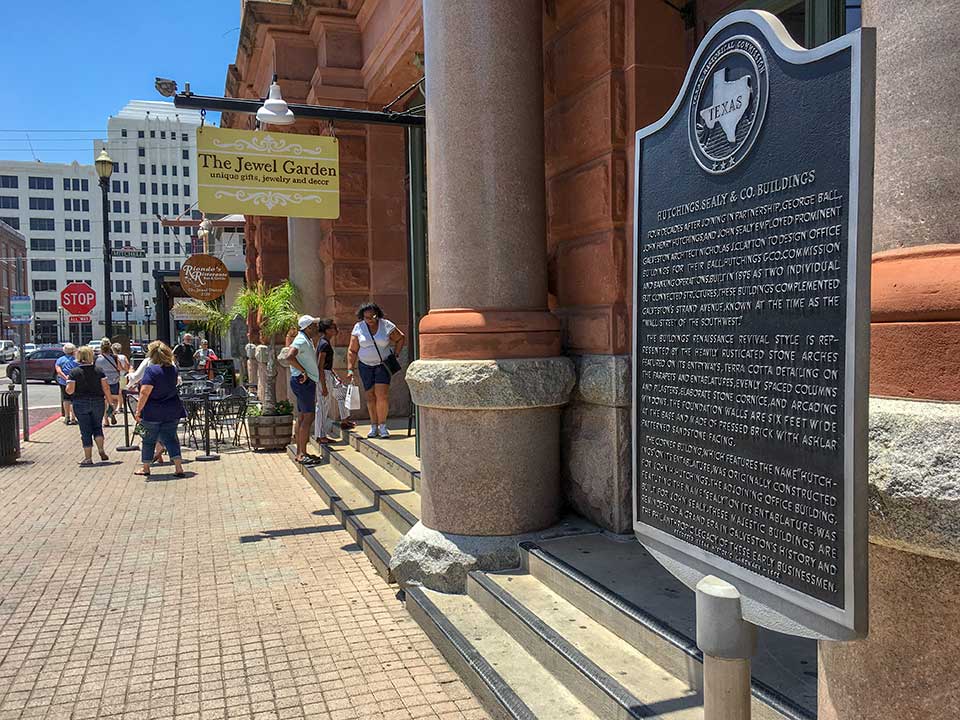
0,421,488,720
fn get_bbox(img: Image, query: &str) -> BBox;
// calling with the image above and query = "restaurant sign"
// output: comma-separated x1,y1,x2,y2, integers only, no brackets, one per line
180,254,230,302
197,126,340,219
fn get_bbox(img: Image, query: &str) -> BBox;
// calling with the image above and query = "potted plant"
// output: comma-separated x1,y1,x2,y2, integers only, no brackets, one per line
178,280,300,450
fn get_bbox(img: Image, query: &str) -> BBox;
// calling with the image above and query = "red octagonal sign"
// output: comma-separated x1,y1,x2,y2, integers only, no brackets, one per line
61,281,97,317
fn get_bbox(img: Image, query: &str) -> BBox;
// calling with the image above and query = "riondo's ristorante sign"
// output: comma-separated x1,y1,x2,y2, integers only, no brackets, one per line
197,127,340,219
180,254,230,301
632,10,875,640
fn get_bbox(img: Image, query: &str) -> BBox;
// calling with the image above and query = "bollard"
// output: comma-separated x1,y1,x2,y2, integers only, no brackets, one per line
116,389,139,451
696,575,755,720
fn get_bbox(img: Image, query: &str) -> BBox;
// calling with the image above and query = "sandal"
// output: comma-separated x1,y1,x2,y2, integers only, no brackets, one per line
134,469,150,477
99,451,109,462
79,459,93,467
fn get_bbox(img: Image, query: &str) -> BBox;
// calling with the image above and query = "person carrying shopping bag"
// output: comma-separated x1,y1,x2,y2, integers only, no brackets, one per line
314,319,355,441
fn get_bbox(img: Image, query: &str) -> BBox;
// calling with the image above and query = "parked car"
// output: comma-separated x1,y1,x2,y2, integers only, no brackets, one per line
6,347,64,384
0,340,15,363
129,343,145,359
13,342,37,361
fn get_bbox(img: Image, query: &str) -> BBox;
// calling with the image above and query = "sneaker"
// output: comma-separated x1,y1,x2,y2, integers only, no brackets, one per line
367,426,379,439
378,424,390,439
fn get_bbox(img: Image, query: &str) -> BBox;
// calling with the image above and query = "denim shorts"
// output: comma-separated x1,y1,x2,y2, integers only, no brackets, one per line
358,362,391,391
290,376,316,413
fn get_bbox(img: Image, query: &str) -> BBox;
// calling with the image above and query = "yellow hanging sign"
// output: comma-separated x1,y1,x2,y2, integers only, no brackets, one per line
197,126,340,219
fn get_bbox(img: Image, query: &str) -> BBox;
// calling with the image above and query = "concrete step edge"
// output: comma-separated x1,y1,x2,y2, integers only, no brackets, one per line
404,586,539,720
324,447,420,531
468,571,657,720
521,542,814,720
348,429,420,487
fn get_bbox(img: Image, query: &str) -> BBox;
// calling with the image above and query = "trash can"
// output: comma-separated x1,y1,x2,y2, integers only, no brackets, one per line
0,391,21,465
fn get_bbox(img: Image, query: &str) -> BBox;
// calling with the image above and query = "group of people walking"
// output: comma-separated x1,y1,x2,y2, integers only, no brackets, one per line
59,301,404,472
61,339,186,476
288,303,405,465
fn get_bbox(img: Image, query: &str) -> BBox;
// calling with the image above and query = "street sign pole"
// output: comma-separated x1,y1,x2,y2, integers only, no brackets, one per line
13,260,29,442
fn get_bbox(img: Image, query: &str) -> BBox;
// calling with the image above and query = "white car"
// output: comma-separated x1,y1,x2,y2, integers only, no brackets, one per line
12,343,36,361
0,340,15,363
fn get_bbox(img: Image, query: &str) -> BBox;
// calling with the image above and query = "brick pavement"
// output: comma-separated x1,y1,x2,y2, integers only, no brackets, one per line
0,421,488,720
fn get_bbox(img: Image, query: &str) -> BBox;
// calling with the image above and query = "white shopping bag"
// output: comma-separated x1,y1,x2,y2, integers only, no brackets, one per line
345,383,362,412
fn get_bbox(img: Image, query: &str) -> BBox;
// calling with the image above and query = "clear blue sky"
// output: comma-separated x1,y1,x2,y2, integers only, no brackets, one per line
0,1,240,165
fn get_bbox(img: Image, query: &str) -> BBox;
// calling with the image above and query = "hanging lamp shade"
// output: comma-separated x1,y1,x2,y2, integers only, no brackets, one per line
256,80,295,126
95,149,114,180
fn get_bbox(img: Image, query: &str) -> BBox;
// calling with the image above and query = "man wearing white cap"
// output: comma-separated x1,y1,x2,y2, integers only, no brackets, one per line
288,315,322,464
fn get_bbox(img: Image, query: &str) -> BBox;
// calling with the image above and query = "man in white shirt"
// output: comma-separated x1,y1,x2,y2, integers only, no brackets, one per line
288,315,322,464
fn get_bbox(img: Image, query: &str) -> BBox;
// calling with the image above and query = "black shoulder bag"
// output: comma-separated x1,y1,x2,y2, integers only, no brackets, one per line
372,326,402,375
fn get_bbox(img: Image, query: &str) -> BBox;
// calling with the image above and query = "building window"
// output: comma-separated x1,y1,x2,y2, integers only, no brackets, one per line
152,222,159,234
124,201,130,214
63,178,71,191
63,198,71,211
28,176,54,190
0,217,19,229
154,242,160,254
82,199,89,211
163,242,170,254
152,202,159,215
31,259,56,272
150,182,158,195
182,150,189,160
29,218,55,231
143,280,150,293
162,165,168,176
151,165,157,175
182,166,190,177
141,222,148,234
173,227,180,236
81,179,89,191
142,261,149,273
138,130,144,139
139,182,146,194
32,279,56,292
72,199,81,211
121,129,128,138
161,183,168,195
29,197,54,210
73,178,81,191
164,261,170,270
174,242,181,254
30,239,55,252
183,185,190,197
112,180,120,193
114,260,123,273
0,197,18,209
150,130,156,138
0,176,17,189
138,147,145,157
123,181,129,193
113,200,122,213
82,220,90,232
139,164,146,175
161,131,166,139
124,221,130,233
113,220,122,233
112,162,119,173
172,166,178,177
140,202,147,214
181,133,188,142
34,299,57,313
172,185,179,196
162,203,169,215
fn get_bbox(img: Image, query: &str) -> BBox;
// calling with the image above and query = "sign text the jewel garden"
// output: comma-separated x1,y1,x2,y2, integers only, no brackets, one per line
197,127,340,219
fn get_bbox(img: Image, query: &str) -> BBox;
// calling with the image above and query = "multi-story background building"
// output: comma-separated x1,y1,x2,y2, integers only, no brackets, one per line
0,219,28,340
0,160,101,344
94,100,202,342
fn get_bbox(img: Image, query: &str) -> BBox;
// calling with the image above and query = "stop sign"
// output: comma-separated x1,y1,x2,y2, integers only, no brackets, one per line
61,282,98,316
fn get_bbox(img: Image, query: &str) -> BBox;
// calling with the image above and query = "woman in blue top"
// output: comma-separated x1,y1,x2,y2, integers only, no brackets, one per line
55,343,79,425
133,341,186,478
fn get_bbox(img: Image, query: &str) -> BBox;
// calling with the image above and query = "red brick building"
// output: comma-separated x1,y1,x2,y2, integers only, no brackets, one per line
225,2,959,718
0,219,27,340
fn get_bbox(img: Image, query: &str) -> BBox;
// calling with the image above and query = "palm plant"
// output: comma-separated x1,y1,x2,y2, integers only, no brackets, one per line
177,280,299,414
231,280,299,414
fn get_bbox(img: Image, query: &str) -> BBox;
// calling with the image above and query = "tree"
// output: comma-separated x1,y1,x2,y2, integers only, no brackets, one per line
177,280,299,414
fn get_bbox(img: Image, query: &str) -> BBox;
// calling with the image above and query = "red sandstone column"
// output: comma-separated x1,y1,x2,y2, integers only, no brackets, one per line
392,0,576,591
818,3,960,718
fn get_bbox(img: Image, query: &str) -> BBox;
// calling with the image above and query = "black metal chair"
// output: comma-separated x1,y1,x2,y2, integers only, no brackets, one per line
211,395,249,448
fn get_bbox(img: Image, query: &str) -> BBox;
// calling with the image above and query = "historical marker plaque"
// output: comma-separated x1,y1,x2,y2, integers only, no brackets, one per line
632,11,874,639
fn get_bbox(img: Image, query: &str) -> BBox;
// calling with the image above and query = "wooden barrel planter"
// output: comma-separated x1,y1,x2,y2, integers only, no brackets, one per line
248,414,294,451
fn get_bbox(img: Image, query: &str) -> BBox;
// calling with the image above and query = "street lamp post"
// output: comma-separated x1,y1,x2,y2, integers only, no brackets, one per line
120,291,133,339
144,301,153,342
95,150,114,340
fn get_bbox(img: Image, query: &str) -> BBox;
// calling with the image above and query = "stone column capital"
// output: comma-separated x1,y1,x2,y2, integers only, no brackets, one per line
406,357,575,410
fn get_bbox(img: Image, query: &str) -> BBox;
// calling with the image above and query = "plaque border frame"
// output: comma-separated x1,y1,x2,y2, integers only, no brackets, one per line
631,10,875,640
